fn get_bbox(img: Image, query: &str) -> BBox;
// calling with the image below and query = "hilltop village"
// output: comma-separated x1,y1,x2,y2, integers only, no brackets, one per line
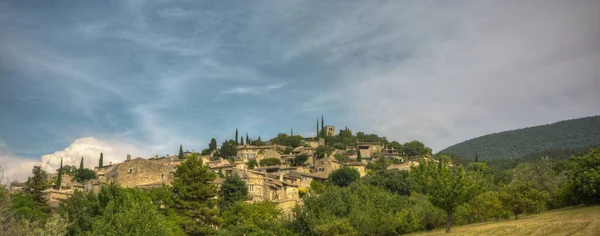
10,118,434,211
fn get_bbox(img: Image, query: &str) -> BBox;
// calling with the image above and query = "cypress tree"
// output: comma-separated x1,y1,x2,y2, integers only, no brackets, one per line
235,129,239,144
246,132,249,145
99,152,103,168
55,158,63,190
475,153,479,163
316,119,319,137
179,145,184,160
240,137,244,146
321,115,324,137
79,157,84,170
291,128,293,136
357,149,362,162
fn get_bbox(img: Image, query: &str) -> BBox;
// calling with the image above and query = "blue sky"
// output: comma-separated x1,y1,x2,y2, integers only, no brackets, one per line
1,0,599,179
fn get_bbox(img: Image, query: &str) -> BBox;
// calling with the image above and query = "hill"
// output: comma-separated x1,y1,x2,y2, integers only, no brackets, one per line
438,116,600,161
411,205,600,236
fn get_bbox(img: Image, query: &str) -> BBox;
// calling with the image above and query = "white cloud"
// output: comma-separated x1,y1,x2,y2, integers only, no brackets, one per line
0,143,40,184
220,83,285,95
40,137,150,173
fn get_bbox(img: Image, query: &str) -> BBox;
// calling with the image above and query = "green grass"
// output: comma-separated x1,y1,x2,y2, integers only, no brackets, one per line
411,205,600,236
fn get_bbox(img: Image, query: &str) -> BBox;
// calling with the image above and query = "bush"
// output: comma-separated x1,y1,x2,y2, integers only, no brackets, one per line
259,158,281,167
328,167,360,187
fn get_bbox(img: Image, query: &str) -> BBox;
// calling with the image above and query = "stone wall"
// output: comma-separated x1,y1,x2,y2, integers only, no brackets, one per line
105,157,174,188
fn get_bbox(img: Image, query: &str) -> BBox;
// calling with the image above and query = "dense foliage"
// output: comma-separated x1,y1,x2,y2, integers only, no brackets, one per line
259,158,281,167
438,116,600,160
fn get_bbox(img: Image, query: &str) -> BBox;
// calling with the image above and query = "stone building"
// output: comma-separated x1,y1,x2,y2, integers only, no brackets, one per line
324,125,336,136
236,169,301,212
356,142,384,158
103,155,176,188
303,137,324,148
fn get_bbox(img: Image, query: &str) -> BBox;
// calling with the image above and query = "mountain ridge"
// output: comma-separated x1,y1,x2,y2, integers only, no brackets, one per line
437,115,600,160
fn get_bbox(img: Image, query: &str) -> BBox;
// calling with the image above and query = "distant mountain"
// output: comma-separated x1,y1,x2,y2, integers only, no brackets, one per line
438,116,600,161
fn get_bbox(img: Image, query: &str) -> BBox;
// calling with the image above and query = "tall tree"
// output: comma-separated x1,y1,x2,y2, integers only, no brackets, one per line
171,154,219,234
316,119,319,137
25,166,49,206
240,136,244,146
79,157,84,170
218,174,248,211
179,144,184,160
55,158,63,190
474,153,479,163
246,132,249,145
321,115,325,138
209,138,218,151
99,152,103,168
235,129,239,144
411,161,483,233
357,149,362,162
291,128,294,136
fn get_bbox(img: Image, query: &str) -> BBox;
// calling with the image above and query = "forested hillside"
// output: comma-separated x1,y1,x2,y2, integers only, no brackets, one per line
438,116,600,161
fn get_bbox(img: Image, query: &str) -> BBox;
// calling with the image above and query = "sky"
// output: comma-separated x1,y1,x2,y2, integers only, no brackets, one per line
1,0,599,182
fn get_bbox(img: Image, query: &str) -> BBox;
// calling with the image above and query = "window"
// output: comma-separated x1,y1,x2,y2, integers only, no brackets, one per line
161,174,165,179
128,168,133,174
249,184,254,192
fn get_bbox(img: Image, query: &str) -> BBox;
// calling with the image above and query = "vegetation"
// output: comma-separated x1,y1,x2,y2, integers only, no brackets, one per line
218,174,248,211
315,145,333,159
259,158,281,167
328,167,360,187
171,154,219,235
293,153,309,166
55,158,63,190
438,116,600,160
269,133,304,148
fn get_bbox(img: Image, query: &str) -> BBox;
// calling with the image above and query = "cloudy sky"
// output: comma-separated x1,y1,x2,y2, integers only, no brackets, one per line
1,0,599,181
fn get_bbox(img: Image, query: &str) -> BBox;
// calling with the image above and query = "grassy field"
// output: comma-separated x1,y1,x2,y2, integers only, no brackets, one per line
412,205,600,236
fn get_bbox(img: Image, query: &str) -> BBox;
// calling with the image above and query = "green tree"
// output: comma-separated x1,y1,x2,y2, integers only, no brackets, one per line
467,191,506,223
293,153,309,166
362,170,414,196
60,190,100,235
357,149,362,162
328,167,360,187
235,129,239,144
310,181,326,194
403,140,432,157
246,132,249,145
220,140,238,159
92,190,183,236
79,157,84,170
178,144,184,160
499,181,549,220
209,138,218,152
315,145,333,159
221,201,290,235
567,148,600,204
388,141,404,152
247,160,258,169
171,154,219,234
99,153,103,168
25,166,49,207
321,115,325,138
411,161,483,233
55,158,63,190
260,158,281,167
218,174,248,211
73,168,97,184
240,136,244,146
251,136,265,146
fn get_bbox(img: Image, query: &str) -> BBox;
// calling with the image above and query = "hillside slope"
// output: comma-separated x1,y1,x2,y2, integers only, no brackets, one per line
438,116,600,160
411,205,600,236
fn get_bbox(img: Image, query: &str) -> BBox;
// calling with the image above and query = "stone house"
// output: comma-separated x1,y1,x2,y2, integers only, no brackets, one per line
311,156,341,174
303,137,324,148
324,125,336,136
356,142,384,158
104,156,175,188
343,162,367,177
236,169,300,212
237,145,280,160
287,171,328,189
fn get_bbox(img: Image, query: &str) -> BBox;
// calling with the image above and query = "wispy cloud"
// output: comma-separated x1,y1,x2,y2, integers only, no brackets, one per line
220,84,285,95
